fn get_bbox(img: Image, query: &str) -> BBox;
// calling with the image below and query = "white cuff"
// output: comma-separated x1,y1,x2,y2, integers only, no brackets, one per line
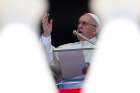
40,35,54,63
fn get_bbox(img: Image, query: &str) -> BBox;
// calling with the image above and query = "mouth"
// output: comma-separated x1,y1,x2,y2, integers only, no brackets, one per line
77,30,82,34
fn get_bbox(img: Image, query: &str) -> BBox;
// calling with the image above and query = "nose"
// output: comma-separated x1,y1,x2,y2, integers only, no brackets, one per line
77,23,83,30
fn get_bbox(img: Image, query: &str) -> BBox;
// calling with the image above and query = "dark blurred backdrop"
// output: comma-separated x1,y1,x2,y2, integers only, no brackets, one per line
42,0,91,47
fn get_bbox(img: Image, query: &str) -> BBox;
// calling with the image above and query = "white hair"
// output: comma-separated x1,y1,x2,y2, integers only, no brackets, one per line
87,13,101,33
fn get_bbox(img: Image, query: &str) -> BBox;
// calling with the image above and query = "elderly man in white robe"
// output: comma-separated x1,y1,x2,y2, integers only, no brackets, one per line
40,13,100,82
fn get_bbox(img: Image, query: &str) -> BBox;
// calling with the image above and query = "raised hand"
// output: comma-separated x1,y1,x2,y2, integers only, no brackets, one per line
42,14,53,37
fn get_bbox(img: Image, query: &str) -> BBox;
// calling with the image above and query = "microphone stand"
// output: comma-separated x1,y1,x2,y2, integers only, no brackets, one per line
73,30,95,45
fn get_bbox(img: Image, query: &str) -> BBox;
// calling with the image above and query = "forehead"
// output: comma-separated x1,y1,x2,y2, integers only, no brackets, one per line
79,14,91,22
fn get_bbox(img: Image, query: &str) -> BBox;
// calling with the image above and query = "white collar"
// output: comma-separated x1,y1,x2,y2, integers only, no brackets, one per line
80,37,96,44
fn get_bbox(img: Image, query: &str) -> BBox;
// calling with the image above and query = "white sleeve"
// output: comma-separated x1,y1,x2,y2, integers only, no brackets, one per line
40,35,54,63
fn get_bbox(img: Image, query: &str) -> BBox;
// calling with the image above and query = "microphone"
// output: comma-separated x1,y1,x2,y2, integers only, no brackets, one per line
73,30,95,45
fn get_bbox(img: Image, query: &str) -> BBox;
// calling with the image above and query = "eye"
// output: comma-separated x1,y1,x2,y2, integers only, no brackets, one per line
82,22,87,25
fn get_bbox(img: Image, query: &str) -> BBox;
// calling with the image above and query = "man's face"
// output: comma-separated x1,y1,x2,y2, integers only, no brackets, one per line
77,14,97,40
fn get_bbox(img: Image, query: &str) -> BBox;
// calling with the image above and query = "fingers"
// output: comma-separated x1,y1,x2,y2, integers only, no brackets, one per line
49,19,53,28
42,14,53,26
50,19,53,24
42,14,53,37
42,15,49,24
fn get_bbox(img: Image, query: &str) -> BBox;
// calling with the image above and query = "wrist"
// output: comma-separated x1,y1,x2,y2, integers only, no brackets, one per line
43,32,50,37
